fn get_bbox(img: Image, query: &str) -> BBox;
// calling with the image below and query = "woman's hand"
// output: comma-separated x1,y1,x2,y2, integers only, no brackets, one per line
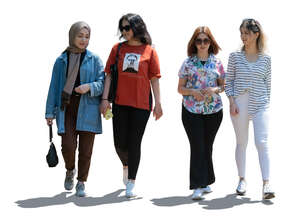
201,87,217,96
153,103,163,120
46,118,54,126
100,100,111,116
75,84,90,94
230,102,239,116
192,90,205,102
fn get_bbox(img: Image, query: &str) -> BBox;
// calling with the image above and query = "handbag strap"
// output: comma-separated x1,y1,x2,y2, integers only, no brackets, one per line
115,42,122,65
49,125,53,143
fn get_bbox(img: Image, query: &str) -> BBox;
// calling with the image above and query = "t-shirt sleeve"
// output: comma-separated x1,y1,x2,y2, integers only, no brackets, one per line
148,48,161,79
216,59,225,79
104,44,118,75
178,59,189,79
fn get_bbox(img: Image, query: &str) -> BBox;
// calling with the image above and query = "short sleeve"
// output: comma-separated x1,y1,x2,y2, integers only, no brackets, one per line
178,59,189,79
216,59,225,79
104,44,118,75
148,48,161,79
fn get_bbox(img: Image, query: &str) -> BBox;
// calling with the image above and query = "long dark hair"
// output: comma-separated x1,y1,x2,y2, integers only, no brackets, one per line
118,13,152,45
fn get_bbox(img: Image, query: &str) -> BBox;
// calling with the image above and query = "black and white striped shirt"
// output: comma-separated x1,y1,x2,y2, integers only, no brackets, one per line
225,51,271,115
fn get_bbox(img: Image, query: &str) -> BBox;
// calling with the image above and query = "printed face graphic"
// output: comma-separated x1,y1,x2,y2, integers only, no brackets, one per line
122,53,141,73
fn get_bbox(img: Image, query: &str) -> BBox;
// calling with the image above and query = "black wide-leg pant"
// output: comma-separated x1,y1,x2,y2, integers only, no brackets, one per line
182,105,223,189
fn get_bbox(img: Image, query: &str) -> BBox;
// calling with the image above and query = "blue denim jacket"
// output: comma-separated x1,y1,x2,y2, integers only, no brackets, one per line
45,50,105,134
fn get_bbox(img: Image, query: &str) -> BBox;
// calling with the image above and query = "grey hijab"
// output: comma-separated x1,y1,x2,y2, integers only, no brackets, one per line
60,22,91,110
66,21,91,53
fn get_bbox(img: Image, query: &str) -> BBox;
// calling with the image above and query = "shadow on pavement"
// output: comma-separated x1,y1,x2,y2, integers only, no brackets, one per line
15,189,143,208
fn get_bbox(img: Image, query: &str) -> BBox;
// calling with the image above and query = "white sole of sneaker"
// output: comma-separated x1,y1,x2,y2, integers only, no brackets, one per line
126,194,137,199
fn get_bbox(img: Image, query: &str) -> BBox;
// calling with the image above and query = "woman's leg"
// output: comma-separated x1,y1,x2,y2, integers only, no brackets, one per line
202,110,223,186
253,109,270,182
230,94,250,179
181,105,206,190
61,95,80,171
61,95,80,191
253,108,274,199
112,104,129,166
126,107,150,180
77,131,95,182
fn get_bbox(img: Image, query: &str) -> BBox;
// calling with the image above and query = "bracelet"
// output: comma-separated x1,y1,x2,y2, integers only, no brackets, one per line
102,98,108,100
217,86,223,93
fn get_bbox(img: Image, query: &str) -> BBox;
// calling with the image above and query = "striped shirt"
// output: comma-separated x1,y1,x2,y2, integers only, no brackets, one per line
225,51,271,116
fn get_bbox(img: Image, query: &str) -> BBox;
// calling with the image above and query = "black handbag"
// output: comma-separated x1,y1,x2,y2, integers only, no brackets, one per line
108,43,122,102
46,125,59,167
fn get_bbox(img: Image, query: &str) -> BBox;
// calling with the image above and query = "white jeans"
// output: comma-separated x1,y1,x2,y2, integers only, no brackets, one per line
231,93,270,181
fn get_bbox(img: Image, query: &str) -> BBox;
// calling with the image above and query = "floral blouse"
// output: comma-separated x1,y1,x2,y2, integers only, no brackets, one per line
178,54,225,114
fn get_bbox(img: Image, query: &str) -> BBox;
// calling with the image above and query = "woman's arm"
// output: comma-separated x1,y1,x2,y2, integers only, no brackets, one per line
177,78,204,101
202,59,226,96
150,77,163,120
225,53,239,115
74,56,105,96
225,53,235,98
89,56,105,97
99,74,112,115
266,57,271,102
45,59,60,125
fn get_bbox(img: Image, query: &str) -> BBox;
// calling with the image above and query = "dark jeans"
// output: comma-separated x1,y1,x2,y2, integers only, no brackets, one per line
60,94,95,182
182,105,223,189
112,104,150,180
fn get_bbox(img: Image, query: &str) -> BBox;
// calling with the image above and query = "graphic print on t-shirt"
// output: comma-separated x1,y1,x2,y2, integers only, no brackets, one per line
122,53,141,73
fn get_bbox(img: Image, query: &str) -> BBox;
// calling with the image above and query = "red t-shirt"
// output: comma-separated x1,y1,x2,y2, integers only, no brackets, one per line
105,42,161,111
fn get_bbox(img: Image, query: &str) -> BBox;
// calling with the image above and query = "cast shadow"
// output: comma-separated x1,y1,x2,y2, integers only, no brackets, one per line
150,195,195,207
198,194,262,210
151,193,269,209
15,189,142,208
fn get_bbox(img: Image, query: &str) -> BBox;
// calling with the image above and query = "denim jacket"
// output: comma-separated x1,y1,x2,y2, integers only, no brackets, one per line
45,50,105,134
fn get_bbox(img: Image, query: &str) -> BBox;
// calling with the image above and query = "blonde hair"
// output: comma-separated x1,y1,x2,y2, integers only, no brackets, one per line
240,19,266,53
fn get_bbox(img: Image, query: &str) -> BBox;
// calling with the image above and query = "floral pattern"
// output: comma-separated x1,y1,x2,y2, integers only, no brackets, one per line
178,54,225,114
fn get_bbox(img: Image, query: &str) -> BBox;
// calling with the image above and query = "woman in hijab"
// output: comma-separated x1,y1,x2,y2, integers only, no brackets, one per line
45,21,105,197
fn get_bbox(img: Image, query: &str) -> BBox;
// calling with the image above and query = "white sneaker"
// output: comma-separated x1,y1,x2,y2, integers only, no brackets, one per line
125,181,137,198
123,167,128,185
202,186,212,193
236,179,246,195
191,188,204,200
263,183,275,200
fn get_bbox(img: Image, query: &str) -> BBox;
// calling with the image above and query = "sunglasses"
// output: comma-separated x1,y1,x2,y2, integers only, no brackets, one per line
195,38,210,45
120,25,131,32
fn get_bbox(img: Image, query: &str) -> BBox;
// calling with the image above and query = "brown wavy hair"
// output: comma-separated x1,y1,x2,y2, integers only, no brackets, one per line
187,26,221,56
